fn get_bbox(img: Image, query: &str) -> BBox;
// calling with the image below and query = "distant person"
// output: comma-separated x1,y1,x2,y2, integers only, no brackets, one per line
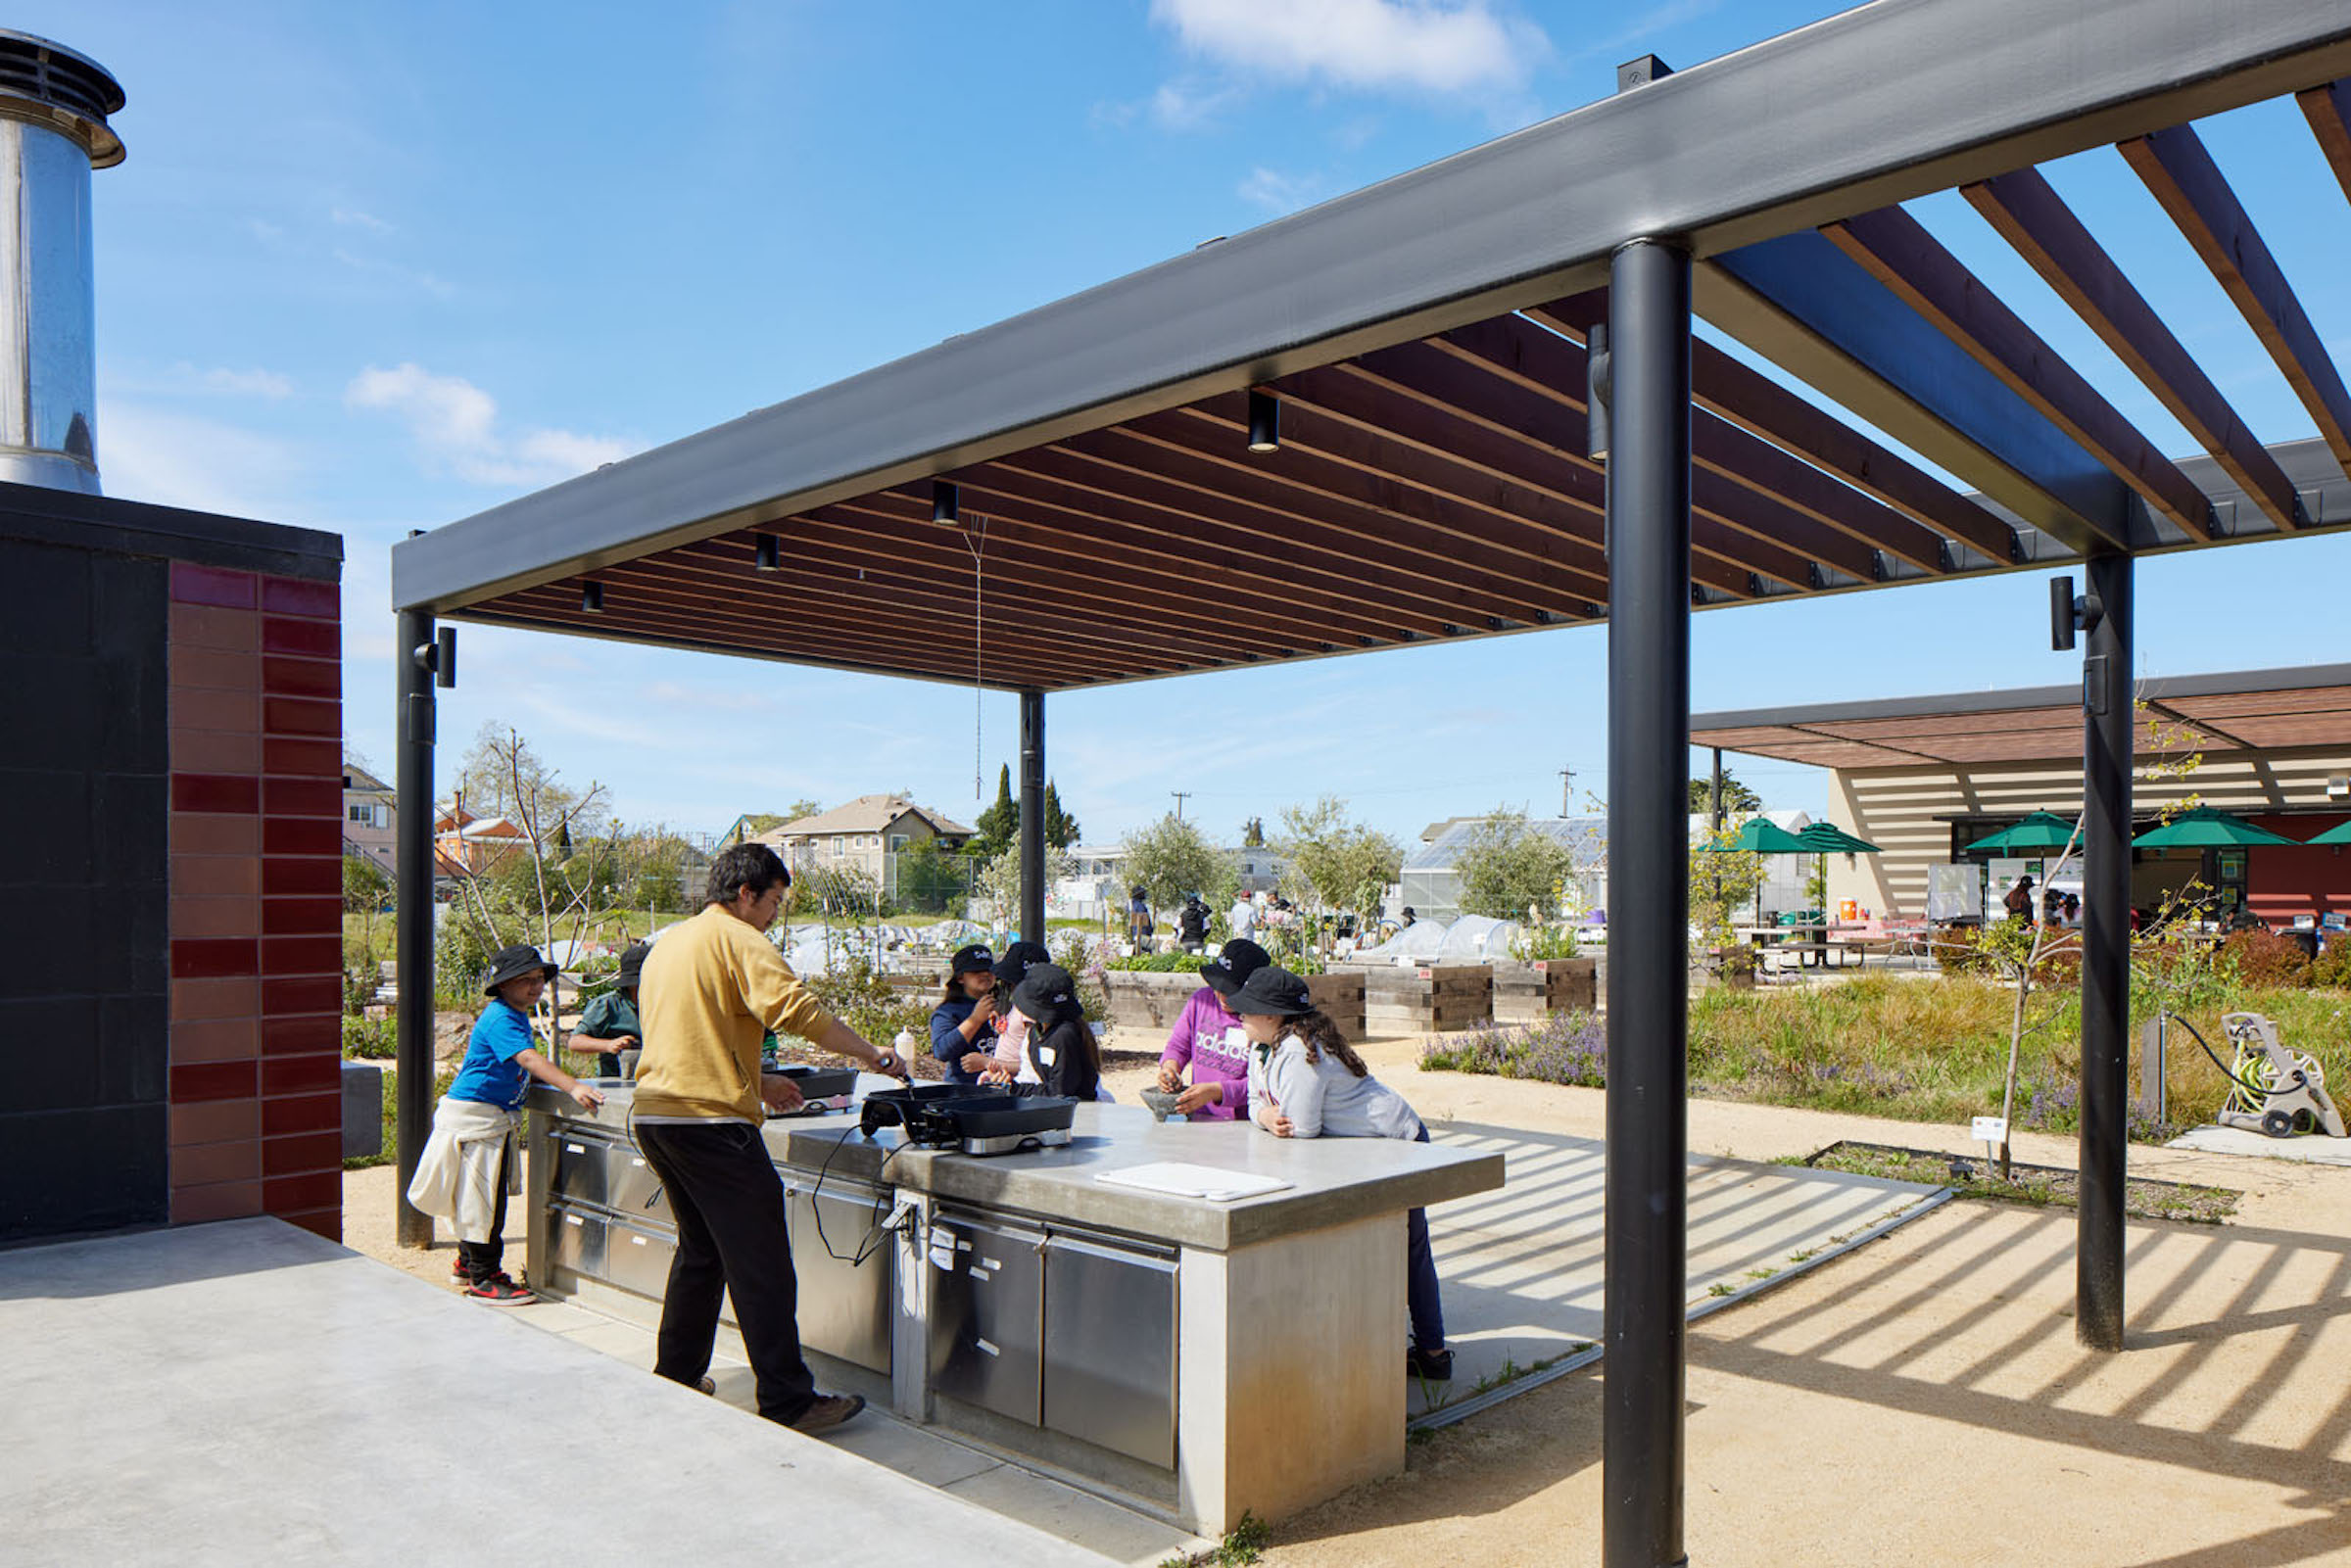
571,942,648,1078
2062,892,2081,926
983,939,1054,1082
1155,937,1270,1121
1177,893,1209,953
1229,891,1257,941
633,844,907,1434
2003,876,2035,926
1227,965,1450,1381
1128,884,1152,945
929,942,999,1085
408,944,604,1305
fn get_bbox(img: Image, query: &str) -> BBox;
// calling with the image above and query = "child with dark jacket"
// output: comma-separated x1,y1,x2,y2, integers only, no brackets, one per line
984,961,1101,1102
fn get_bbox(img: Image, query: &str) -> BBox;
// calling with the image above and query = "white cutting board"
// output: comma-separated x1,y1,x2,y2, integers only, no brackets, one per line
1095,1162,1294,1202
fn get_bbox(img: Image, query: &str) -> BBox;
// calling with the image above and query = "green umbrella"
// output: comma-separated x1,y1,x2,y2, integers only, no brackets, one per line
2132,805,2302,848
1797,823,1882,854
1699,817,1814,855
1964,812,2081,854
2301,819,2351,846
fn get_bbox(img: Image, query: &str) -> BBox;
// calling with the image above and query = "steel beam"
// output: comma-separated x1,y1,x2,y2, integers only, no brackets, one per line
394,609,437,1249
1604,237,1692,1568
2078,551,2134,1351
2123,124,2351,477
393,0,2351,614
1967,168,2296,535
1701,231,2141,554
1020,689,1046,945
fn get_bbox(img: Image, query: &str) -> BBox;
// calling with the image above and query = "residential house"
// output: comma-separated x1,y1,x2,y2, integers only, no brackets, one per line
342,763,396,873
752,794,974,899
433,803,531,878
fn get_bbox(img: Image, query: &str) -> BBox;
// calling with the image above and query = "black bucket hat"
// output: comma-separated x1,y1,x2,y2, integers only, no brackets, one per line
1225,964,1314,1018
614,942,648,990
484,943,557,995
991,939,1052,990
1010,962,1077,1023
949,941,996,981
1200,937,1271,999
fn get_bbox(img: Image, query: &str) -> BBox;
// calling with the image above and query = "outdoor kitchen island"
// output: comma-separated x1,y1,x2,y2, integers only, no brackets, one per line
525,1076,1504,1534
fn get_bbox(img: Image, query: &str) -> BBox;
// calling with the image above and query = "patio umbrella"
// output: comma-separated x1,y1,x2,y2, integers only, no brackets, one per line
2131,805,2302,848
2304,819,2351,846
1797,823,1881,854
1699,816,1818,927
1963,811,2081,854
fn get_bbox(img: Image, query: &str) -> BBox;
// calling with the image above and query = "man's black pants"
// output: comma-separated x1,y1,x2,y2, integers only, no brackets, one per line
633,1119,817,1424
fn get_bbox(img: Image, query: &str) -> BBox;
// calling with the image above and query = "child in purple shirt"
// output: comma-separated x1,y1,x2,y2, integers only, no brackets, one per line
1154,938,1271,1121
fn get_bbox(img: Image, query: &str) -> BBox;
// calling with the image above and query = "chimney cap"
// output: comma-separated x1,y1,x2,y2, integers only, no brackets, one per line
0,30,125,168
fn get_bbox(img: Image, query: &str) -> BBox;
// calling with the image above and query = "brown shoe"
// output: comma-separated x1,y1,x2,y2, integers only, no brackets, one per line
788,1393,866,1434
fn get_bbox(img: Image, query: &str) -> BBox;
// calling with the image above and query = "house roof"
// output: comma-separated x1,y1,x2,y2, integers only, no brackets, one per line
391,0,2351,693
343,764,390,792
1691,663,2351,769
754,794,976,840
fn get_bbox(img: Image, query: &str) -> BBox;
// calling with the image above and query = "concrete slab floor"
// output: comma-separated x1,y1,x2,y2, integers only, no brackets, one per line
0,1218,1112,1568
2168,1123,2351,1166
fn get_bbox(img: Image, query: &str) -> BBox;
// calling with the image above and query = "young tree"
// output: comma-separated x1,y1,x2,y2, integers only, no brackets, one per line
1122,814,1233,911
1688,769,1762,815
1041,779,1080,849
1273,796,1403,922
971,764,1019,857
972,842,1072,928
1241,816,1266,848
1454,807,1579,922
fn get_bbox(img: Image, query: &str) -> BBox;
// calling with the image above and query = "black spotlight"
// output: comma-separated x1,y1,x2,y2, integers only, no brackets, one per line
1247,389,1280,453
754,534,781,572
933,480,960,525
580,582,604,613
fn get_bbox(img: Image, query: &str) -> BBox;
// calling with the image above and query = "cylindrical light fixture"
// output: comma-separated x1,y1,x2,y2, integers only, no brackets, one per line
1247,389,1280,453
933,480,959,525
754,533,781,572
580,582,604,612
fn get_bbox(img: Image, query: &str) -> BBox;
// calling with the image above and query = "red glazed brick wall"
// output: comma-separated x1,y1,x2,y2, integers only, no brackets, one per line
168,562,345,1241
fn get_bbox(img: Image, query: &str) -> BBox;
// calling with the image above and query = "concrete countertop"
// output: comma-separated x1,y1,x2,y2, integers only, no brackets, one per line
532,1077,1504,1252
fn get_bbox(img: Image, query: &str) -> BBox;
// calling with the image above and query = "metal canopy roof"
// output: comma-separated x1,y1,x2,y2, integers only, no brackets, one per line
1691,662,2351,769
391,0,2351,692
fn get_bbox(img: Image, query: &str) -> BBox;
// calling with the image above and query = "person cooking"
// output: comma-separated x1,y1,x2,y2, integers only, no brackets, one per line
1154,937,1270,1121
982,962,1102,1102
929,941,999,1085
632,844,908,1435
571,941,648,1078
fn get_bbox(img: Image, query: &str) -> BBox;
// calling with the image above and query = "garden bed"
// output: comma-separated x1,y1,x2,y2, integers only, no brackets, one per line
1800,1141,2240,1224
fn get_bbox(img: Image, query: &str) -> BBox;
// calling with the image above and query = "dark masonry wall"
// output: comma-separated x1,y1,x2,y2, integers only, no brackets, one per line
0,483,342,1246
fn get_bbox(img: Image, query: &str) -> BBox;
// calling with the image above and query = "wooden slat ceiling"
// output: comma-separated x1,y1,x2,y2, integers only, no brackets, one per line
1695,680,2351,769
458,70,2351,693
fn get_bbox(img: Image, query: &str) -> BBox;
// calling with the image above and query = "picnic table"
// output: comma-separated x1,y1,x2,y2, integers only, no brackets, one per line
1733,922,1848,974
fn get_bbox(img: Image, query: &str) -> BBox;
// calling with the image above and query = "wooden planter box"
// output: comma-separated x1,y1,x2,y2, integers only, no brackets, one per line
1308,971,1365,1037
1354,964,1494,1036
1490,958,1600,1022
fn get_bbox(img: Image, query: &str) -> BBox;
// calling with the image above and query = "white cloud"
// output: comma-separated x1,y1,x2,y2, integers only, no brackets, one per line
1149,0,1547,95
108,362,295,400
345,362,640,487
331,247,456,300
1152,79,1241,129
331,206,394,234
1237,166,1328,214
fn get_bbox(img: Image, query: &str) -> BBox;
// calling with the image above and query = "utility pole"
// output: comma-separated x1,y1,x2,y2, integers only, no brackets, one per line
1171,790,1191,823
1559,766,1576,818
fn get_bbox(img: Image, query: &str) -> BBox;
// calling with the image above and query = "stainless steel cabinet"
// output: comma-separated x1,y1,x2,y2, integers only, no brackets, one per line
550,1204,607,1280
551,1133,610,1209
605,1214,676,1298
928,1207,1045,1426
783,1175,894,1375
1042,1232,1178,1468
604,1142,669,1223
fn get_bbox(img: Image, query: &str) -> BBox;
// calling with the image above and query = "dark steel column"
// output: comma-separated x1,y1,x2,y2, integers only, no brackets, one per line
1604,237,1693,1568
1019,689,1046,945
394,609,437,1247
2078,550,2134,1350
1709,748,1723,834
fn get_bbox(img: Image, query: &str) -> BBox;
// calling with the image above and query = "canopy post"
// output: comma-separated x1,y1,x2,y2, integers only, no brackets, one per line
1603,235,1694,1568
2079,549,2134,1350
1019,689,1046,946
394,608,438,1249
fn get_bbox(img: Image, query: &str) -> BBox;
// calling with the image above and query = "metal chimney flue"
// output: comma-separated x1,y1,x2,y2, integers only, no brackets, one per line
0,31,123,496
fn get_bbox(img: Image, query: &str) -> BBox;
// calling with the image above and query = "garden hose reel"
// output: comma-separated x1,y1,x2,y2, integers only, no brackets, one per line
2214,1012,2346,1140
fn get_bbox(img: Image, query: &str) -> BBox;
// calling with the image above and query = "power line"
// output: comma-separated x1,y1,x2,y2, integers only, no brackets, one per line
1170,790,1191,822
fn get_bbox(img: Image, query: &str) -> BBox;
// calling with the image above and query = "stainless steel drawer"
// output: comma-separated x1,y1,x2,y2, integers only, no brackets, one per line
552,1134,610,1209
604,1142,670,1223
928,1208,1045,1427
605,1214,676,1298
783,1177,893,1376
1043,1233,1178,1468
550,1205,607,1279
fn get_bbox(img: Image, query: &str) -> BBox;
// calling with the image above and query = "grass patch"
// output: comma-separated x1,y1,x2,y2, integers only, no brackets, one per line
1417,974,2351,1144
1803,1140,2239,1224
1161,1511,1271,1568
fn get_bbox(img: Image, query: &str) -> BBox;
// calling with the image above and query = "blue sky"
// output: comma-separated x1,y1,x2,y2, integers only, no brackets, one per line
48,0,2351,846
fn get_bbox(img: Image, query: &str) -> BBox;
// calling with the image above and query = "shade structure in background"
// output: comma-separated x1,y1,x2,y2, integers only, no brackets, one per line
2131,804,2304,848
1964,811,2084,854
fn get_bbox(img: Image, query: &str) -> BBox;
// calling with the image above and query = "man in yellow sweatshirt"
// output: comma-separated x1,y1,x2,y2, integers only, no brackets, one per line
633,842,906,1433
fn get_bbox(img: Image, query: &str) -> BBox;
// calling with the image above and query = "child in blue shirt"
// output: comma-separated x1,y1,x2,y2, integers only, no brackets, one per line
408,943,603,1304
